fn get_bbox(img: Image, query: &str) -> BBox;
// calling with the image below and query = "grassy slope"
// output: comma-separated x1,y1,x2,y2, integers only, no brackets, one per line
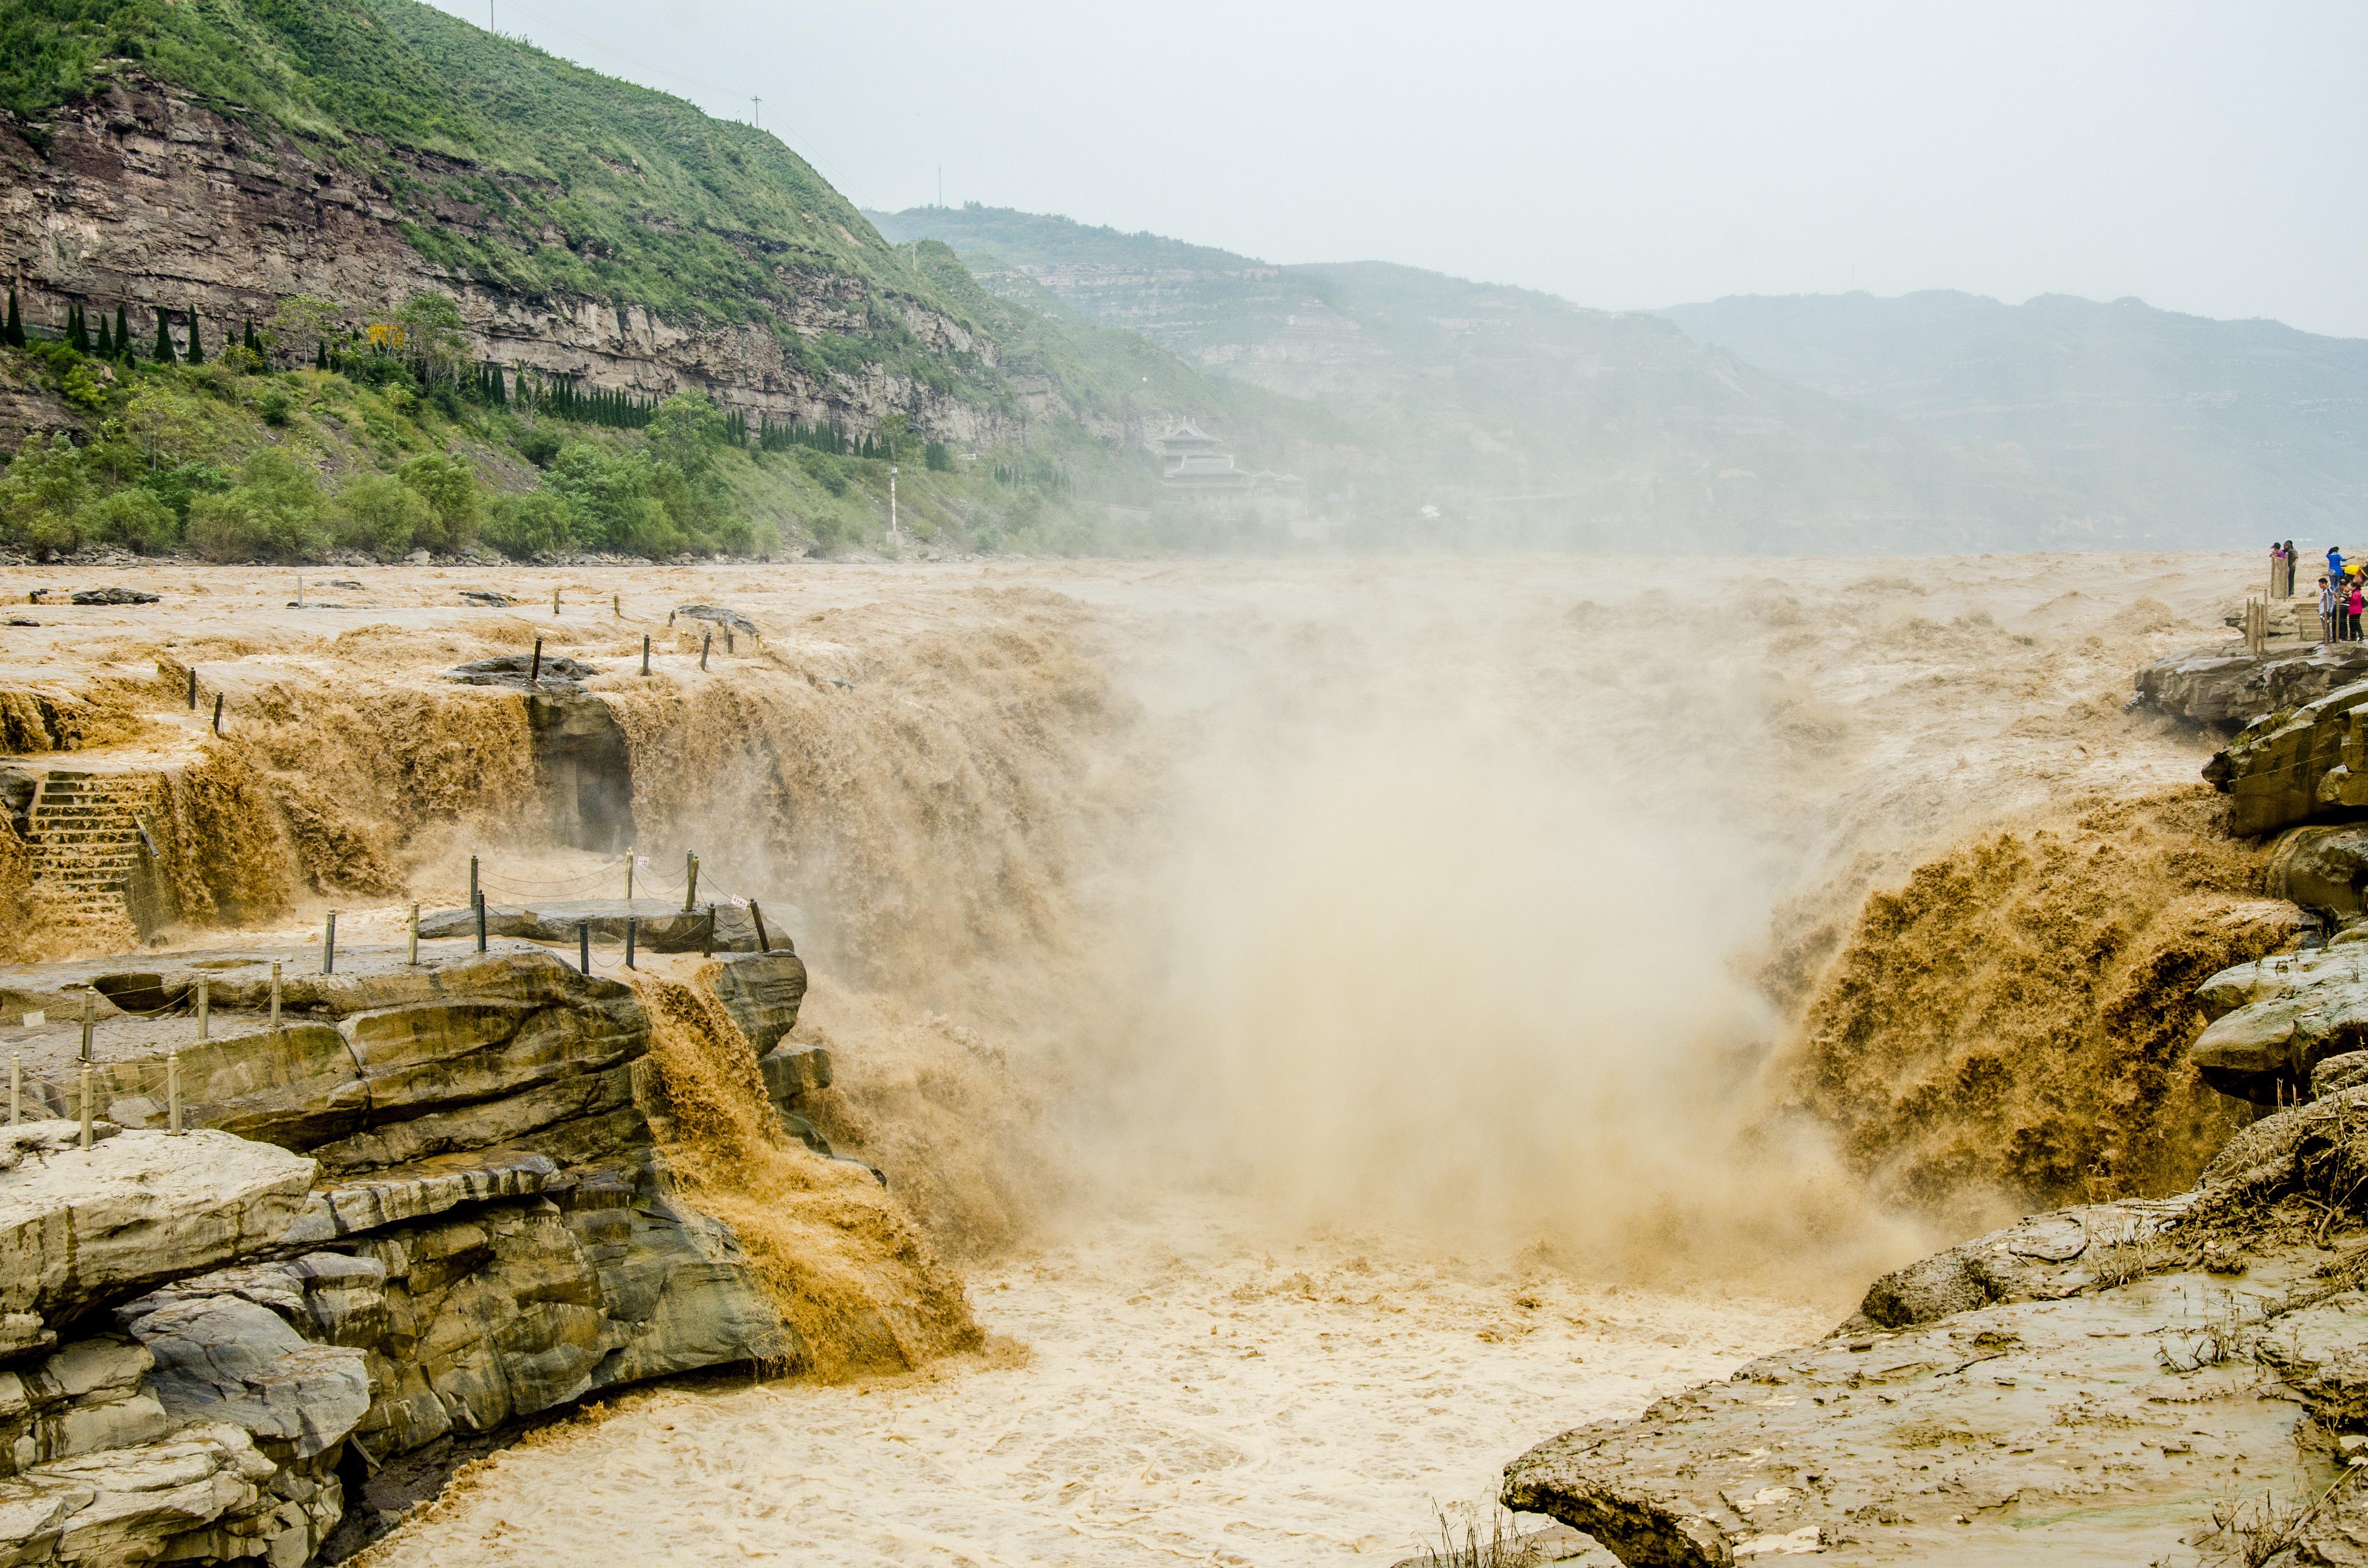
0,4,1360,555
5,0,923,330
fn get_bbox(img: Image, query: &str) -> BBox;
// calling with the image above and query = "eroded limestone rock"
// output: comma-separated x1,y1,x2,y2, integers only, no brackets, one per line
2204,676,2368,836
713,952,809,1053
2190,947,2368,1100
2269,824,2368,919
0,1127,312,1333
2136,640,2368,725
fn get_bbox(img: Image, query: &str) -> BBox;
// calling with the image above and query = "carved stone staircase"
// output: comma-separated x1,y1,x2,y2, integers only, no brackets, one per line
25,770,148,948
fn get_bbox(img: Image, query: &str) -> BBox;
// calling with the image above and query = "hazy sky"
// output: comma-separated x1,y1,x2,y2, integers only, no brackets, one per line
428,0,2367,337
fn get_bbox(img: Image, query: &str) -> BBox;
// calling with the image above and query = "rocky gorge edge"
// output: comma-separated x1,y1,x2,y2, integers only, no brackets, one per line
1503,1038,2368,1563
1499,644,2368,1564
0,937,844,1567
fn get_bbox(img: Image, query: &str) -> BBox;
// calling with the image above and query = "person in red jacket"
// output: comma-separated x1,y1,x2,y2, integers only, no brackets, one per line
2346,577,2363,641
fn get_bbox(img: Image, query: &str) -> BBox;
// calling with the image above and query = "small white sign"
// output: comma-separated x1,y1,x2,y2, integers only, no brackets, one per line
19,1010,43,1028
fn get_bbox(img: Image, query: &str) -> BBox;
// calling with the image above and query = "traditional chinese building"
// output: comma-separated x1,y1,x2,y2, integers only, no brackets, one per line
1155,422,1303,503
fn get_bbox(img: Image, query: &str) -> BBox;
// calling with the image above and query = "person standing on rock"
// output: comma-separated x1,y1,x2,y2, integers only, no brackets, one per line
2347,576,2363,642
2321,575,2338,643
2273,542,2290,598
2330,544,2346,588
2288,540,2301,597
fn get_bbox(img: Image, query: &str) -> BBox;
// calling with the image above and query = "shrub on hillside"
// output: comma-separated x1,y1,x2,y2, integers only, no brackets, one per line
0,432,95,558
513,425,561,467
136,461,231,522
75,489,176,553
799,448,851,496
804,512,851,556
545,441,680,557
398,452,482,551
482,490,574,559
185,449,331,561
333,473,430,558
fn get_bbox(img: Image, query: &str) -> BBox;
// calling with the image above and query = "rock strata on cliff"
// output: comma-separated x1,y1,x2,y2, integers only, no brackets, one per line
0,940,845,1566
0,61,1000,450
1502,1085,2368,1565
2136,640,2368,726
2204,676,2368,835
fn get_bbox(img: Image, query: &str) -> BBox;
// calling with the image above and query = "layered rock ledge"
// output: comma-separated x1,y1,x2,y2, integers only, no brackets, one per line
2136,640,2368,727
0,939,837,1565
1502,1078,2368,1563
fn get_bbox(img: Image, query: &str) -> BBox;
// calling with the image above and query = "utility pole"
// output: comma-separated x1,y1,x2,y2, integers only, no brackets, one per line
752,96,761,129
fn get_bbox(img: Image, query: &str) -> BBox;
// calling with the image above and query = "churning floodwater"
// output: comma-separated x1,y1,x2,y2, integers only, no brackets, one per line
34,552,2234,1566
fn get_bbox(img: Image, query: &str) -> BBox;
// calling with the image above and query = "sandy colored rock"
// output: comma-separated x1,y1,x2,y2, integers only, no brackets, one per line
2205,676,2368,835
2269,823,2368,917
0,1127,312,1326
2136,640,2368,725
2190,948,2368,1100
711,951,809,1053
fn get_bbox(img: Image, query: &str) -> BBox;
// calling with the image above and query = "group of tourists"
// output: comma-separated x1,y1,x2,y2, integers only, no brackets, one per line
2310,542,2368,642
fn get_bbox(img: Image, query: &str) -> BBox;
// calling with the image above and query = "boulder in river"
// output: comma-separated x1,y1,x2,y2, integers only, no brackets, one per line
2188,945,2368,1101
2267,823,2368,919
66,587,159,606
674,603,757,637
445,653,600,692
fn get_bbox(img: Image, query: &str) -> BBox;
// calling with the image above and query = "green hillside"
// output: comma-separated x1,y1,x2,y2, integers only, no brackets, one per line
1659,292,2368,546
6,0,917,330
0,1,1358,560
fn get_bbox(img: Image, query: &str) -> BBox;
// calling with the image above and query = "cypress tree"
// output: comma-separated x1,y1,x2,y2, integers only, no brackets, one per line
5,291,21,349
185,309,203,364
65,305,85,353
242,318,259,355
94,315,112,356
315,338,328,371
114,305,129,357
154,310,174,364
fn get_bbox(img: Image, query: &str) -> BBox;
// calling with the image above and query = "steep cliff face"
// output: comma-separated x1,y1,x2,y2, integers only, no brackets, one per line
0,72,1003,448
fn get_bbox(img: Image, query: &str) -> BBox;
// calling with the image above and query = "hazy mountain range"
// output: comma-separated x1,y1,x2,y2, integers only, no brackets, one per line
873,205,2368,551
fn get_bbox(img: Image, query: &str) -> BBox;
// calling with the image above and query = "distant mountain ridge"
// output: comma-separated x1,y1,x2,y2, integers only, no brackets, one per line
1659,291,2368,545
872,206,2087,550
874,205,2364,549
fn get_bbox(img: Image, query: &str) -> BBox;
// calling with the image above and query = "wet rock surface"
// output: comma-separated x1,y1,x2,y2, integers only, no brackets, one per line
2190,946,2368,1101
2204,674,2368,835
2269,823,2368,919
673,604,758,637
1503,1098,2368,1565
0,940,837,1566
444,653,600,693
2136,640,2368,727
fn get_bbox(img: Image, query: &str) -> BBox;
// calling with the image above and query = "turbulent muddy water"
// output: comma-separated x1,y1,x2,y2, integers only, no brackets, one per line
1,551,2255,1562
